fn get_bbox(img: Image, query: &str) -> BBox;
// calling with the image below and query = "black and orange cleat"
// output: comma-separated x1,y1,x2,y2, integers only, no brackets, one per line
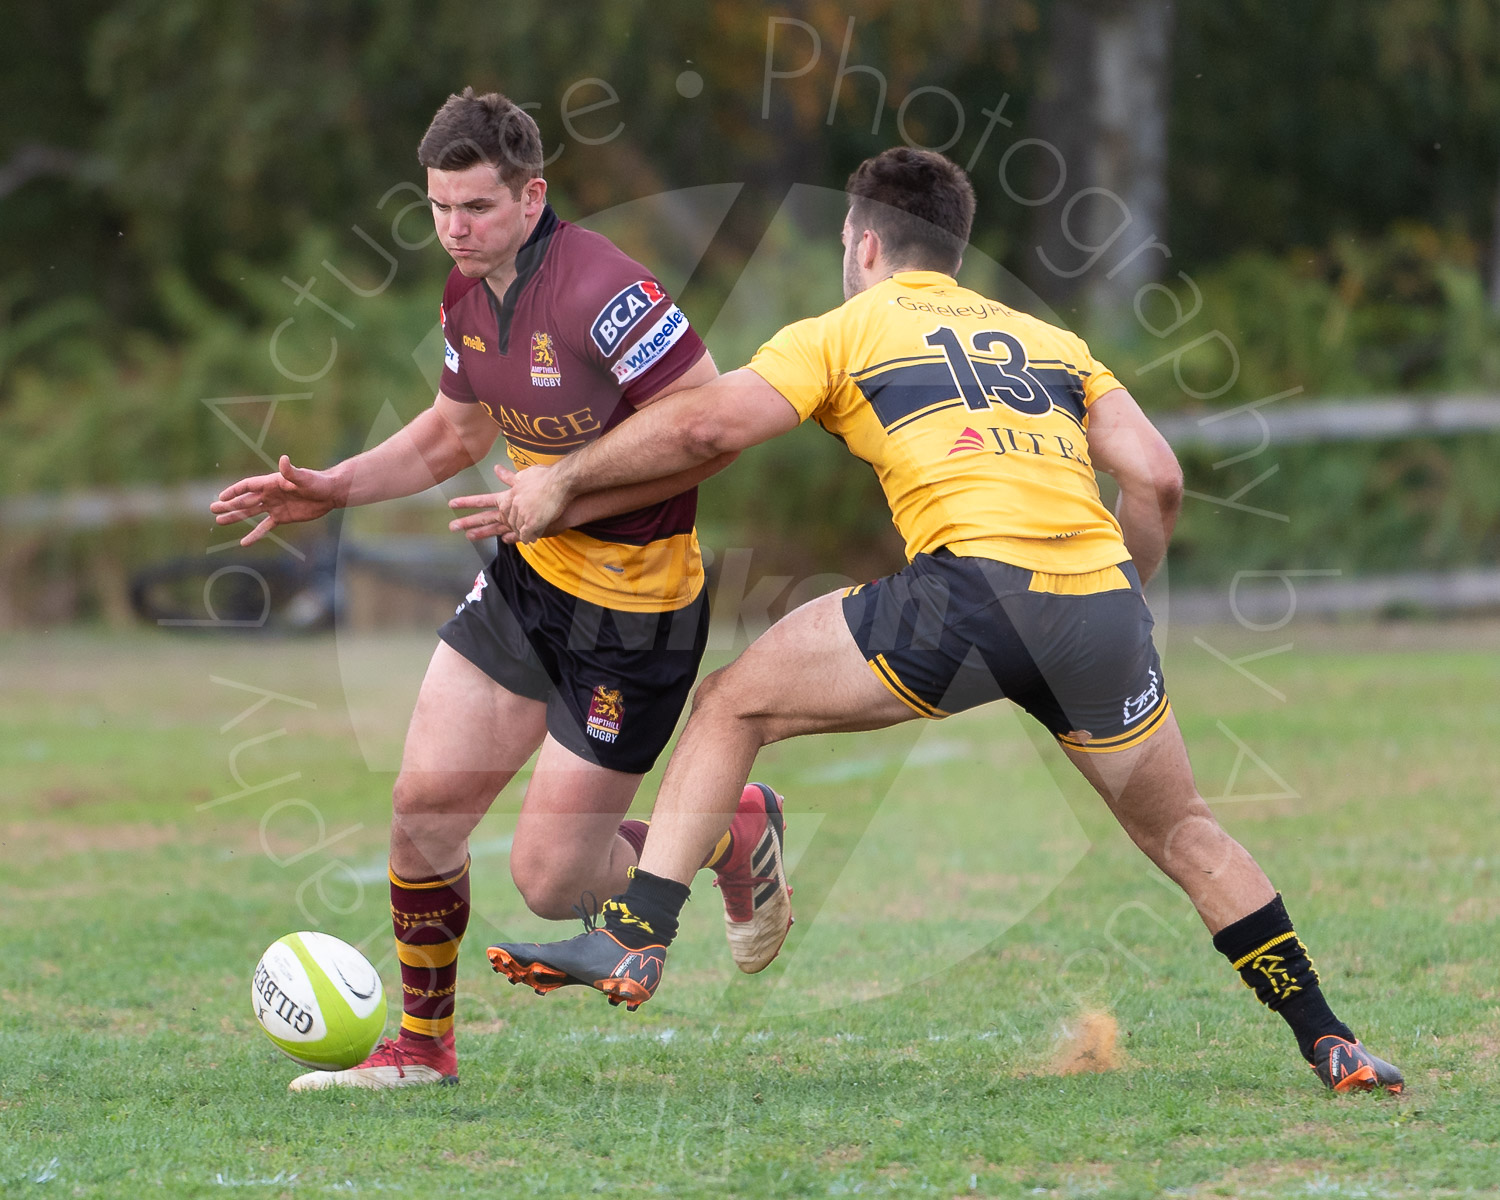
1312,1035,1405,1094
488,928,665,1012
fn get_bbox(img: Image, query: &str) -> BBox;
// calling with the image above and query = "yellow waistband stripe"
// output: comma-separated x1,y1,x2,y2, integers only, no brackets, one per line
1027,565,1132,595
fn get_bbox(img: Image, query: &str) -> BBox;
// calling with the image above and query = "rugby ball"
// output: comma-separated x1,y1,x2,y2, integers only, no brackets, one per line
251,932,386,1070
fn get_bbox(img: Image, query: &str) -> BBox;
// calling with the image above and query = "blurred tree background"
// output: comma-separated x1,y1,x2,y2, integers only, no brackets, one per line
3,0,1500,622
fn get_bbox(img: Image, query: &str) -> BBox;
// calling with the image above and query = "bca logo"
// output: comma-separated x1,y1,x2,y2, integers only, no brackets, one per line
591,280,666,353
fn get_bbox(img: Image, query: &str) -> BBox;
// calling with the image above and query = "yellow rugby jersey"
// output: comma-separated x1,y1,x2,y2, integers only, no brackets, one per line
746,271,1131,573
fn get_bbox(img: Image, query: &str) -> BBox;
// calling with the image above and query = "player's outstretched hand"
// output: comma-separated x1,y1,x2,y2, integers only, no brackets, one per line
448,465,519,543
496,463,569,544
210,455,343,547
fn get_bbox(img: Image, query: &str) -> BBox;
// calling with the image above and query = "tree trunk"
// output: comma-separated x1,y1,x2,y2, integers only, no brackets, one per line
1026,0,1173,330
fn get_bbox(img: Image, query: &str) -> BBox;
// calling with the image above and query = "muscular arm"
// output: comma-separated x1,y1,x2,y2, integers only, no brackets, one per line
212,392,499,546
548,350,732,528
1084,387,1184,584
497,367,801,542
333,393,501,505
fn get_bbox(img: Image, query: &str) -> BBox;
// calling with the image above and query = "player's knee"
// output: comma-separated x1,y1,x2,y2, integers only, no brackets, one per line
392,770,455,819
508,854,580,921
391,769,493,818
690,664,734,711
690,665,772,739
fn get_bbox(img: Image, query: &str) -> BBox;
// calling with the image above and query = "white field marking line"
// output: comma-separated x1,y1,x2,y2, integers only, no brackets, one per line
800,738,971,783
349,834,514,884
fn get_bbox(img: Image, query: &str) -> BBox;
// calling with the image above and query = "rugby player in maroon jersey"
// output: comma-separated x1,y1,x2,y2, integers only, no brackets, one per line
212,89,792,1090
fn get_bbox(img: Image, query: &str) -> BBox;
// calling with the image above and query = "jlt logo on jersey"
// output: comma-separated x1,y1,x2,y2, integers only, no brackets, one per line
854,324,1088,434
946,425,1090,464
530,330,562,388
948,427,986,455
586,685,624,743
590,279,666,353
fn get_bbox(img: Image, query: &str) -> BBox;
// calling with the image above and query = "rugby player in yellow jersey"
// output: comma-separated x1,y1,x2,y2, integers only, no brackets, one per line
488,148,1402,1094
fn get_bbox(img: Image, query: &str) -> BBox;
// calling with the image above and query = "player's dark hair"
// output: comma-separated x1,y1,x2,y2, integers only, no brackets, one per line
417,88,544,196
846,147,975,273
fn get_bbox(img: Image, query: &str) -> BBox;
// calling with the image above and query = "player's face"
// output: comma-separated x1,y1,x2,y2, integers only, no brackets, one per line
427,164,546,282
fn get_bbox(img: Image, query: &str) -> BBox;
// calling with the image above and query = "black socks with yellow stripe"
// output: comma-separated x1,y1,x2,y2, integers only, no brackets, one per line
1212,893,1354,1062
601,867,691,950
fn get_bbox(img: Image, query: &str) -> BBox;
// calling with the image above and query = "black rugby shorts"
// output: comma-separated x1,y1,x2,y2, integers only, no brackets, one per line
842,548,1170,753
438,542,708,774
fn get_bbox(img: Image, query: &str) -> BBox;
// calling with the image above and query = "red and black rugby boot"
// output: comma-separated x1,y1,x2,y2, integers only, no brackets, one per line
714,783,794,973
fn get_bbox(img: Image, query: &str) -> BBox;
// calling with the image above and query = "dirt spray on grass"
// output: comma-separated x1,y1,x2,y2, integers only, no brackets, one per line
1048,1009,1123,1075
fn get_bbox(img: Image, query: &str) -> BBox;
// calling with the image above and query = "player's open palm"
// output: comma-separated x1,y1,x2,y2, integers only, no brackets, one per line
211,455,343,546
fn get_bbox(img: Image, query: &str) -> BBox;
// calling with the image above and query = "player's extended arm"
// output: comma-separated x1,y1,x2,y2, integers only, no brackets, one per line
210,393,500,547
498,367,801,543
448,351,736,540
448,453,738,543
1084,387,1184,585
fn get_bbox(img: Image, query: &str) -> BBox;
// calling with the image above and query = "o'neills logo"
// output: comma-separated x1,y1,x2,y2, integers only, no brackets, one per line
586,685,624,743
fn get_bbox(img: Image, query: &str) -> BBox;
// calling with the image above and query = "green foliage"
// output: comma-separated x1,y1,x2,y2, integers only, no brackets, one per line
6,2,1500,610
1080,225,1500,583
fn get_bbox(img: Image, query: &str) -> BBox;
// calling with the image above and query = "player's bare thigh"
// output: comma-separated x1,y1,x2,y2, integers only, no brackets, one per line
693,588,917,743
510,734,644,918
392,641,548,878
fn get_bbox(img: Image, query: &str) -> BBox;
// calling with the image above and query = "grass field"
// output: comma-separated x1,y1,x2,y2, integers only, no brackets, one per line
3,620,1499,1198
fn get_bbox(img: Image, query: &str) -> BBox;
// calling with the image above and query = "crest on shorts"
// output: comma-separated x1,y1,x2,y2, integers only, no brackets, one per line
458,570,487,614
1121,668,1160,725
586,685,624,744
530,330,562,388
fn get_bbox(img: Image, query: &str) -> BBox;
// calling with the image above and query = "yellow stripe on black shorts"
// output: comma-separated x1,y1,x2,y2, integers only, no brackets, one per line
842,549,1169,746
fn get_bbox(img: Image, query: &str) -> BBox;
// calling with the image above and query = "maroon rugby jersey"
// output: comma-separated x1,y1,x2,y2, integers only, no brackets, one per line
439,205,707,611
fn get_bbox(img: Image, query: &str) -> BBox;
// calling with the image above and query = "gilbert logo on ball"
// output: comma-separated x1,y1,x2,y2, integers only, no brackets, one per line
252,932,385,1070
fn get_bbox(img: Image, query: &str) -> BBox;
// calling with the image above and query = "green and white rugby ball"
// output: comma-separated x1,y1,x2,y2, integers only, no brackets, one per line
252,932,385,1070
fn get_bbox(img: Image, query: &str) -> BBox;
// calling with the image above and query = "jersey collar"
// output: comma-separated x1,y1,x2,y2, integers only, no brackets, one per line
885,270,957,289
482,203,560,355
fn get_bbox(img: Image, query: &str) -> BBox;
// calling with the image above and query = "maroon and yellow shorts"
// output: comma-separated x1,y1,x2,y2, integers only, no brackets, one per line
842,549,1170,753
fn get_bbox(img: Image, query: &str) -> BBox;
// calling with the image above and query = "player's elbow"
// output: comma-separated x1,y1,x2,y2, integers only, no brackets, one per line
680,409,738,462
1153,456,1184,517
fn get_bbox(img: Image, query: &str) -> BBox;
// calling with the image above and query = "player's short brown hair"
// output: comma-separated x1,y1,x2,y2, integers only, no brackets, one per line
417,88,544,196
846,147,975,273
